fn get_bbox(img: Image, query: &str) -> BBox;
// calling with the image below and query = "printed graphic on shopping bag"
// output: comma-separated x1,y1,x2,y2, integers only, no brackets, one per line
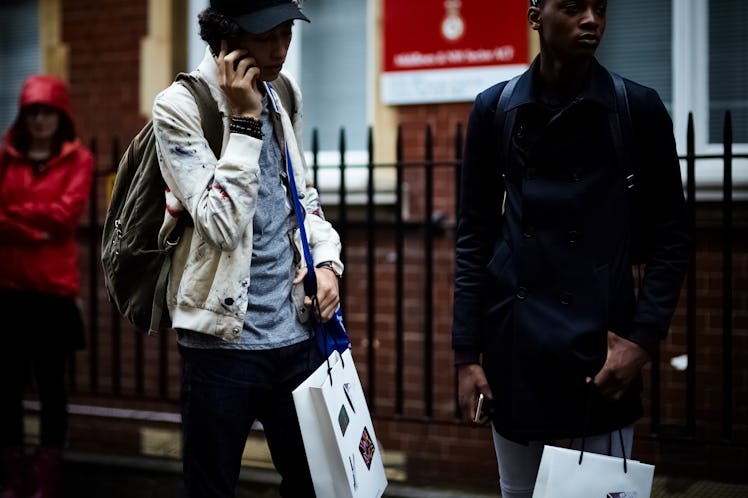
339,405,350,436
359,426,376,470
349,453,358,491
344,382,356,412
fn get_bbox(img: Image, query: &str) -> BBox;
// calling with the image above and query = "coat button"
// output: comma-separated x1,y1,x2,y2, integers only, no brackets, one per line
572,171,581,182
516,124,525,139
523,224,536,238
232,327,240,335
526,167,537,180
560,292,574,305
502,172,512,185
568,230,579,245
516,287,528,300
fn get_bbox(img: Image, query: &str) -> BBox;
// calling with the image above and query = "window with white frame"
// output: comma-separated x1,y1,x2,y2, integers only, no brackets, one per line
297,0,372,204
596,0,747,199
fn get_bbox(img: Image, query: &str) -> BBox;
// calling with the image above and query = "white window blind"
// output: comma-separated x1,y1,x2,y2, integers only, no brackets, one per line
709,0,748,144
299,0,368,152
0,0,40,135
595,0,673,111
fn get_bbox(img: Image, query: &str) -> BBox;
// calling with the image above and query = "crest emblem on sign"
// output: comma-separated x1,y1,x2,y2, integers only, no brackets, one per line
441,0,465,42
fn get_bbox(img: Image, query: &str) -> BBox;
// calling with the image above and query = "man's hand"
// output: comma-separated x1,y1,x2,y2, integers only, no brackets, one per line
590,331,650,400
215,40,263,119
457,364,494,425
311,266,340,321
293,266,340,322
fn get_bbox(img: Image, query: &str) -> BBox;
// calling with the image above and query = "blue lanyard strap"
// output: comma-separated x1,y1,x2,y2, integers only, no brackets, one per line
267,82,317,297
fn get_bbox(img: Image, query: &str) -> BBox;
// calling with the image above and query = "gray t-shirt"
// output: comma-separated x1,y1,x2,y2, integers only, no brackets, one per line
178,94,309,349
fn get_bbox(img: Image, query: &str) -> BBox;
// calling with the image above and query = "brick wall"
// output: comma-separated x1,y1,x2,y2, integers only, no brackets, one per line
63,0,148,228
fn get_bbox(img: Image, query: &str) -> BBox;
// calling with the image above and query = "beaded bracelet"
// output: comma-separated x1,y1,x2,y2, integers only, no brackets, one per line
229,116,263,139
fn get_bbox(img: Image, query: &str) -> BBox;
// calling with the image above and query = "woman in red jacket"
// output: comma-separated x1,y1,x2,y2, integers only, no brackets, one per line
0,75,93,498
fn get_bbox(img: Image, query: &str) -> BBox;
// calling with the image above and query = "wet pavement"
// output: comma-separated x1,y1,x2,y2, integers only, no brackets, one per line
60,451,748,498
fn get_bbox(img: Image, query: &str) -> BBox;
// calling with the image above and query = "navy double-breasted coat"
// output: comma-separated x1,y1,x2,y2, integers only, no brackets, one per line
452,59,690,442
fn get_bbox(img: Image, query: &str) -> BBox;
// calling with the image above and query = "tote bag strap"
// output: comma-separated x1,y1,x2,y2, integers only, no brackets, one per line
574,384,630,473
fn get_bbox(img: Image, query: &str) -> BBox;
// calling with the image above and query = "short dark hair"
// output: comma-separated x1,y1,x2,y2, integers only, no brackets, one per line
198,8,243,56
531,0,545,6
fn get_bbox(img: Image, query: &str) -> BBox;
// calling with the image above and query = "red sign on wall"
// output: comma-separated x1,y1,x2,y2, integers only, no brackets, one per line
382,0,529,104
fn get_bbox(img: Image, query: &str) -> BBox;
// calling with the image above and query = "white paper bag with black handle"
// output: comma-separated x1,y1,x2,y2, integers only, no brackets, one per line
532,445,654,498
292,348,388,498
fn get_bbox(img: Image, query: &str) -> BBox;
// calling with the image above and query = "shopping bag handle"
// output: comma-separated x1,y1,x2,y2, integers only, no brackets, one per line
574,383,629,473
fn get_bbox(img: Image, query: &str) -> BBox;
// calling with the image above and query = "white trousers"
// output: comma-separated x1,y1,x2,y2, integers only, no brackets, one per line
491,424,634,498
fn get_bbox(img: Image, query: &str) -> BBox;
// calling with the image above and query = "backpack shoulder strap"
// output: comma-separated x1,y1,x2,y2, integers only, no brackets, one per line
609,71,634,190
144,73,224,334
609,71,651,265
269,72,297,117
175,73,223,158
493,74,521,181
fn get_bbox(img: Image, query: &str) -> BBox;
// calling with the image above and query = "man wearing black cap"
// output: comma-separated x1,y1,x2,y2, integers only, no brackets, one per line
151,1,342,497
452,1,690,496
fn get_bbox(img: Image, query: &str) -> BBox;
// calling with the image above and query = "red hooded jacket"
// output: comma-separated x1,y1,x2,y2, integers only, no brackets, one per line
0,75,94,298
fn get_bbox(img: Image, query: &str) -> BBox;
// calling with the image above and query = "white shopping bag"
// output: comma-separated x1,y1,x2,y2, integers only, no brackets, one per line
293,349,388,498
533,445,654,498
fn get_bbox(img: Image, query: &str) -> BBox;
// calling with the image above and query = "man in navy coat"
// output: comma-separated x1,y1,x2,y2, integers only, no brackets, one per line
452,1,691,496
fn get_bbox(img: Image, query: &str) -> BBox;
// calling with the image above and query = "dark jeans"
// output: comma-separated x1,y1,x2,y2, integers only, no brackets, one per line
179,337,323,498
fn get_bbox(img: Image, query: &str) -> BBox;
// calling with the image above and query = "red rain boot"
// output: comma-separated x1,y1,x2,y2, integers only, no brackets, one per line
24,448,62,498
0,447,25,498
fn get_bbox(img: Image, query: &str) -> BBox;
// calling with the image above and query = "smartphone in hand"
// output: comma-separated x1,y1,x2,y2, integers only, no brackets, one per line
473,393,485,423
473,393,494,423
210,39,248,71
209,38,236,58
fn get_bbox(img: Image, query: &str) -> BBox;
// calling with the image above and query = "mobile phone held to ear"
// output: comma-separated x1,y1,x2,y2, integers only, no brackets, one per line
210,40,252,74
209,38,240,58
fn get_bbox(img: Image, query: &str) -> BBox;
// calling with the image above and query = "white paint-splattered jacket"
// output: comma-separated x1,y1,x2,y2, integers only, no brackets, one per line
152,49,343,341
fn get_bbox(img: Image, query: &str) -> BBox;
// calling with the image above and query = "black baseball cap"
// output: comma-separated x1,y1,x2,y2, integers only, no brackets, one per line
210,0,310,34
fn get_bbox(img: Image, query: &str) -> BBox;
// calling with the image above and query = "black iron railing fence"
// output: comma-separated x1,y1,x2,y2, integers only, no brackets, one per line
71,111,746,451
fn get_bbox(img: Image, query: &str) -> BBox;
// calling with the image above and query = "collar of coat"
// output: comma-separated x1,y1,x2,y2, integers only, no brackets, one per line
505,56,618,112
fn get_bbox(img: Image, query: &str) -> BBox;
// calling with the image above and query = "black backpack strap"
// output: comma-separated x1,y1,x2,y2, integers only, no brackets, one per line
269,72,297,117
609,71,634,190
609,71,649,265
493,75,521,183
150,248,173,334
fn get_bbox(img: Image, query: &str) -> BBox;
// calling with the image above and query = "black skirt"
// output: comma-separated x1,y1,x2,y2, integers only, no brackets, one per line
0,288,86,351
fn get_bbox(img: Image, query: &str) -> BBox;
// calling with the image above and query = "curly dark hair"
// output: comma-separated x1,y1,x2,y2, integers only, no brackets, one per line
198,8,243,56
